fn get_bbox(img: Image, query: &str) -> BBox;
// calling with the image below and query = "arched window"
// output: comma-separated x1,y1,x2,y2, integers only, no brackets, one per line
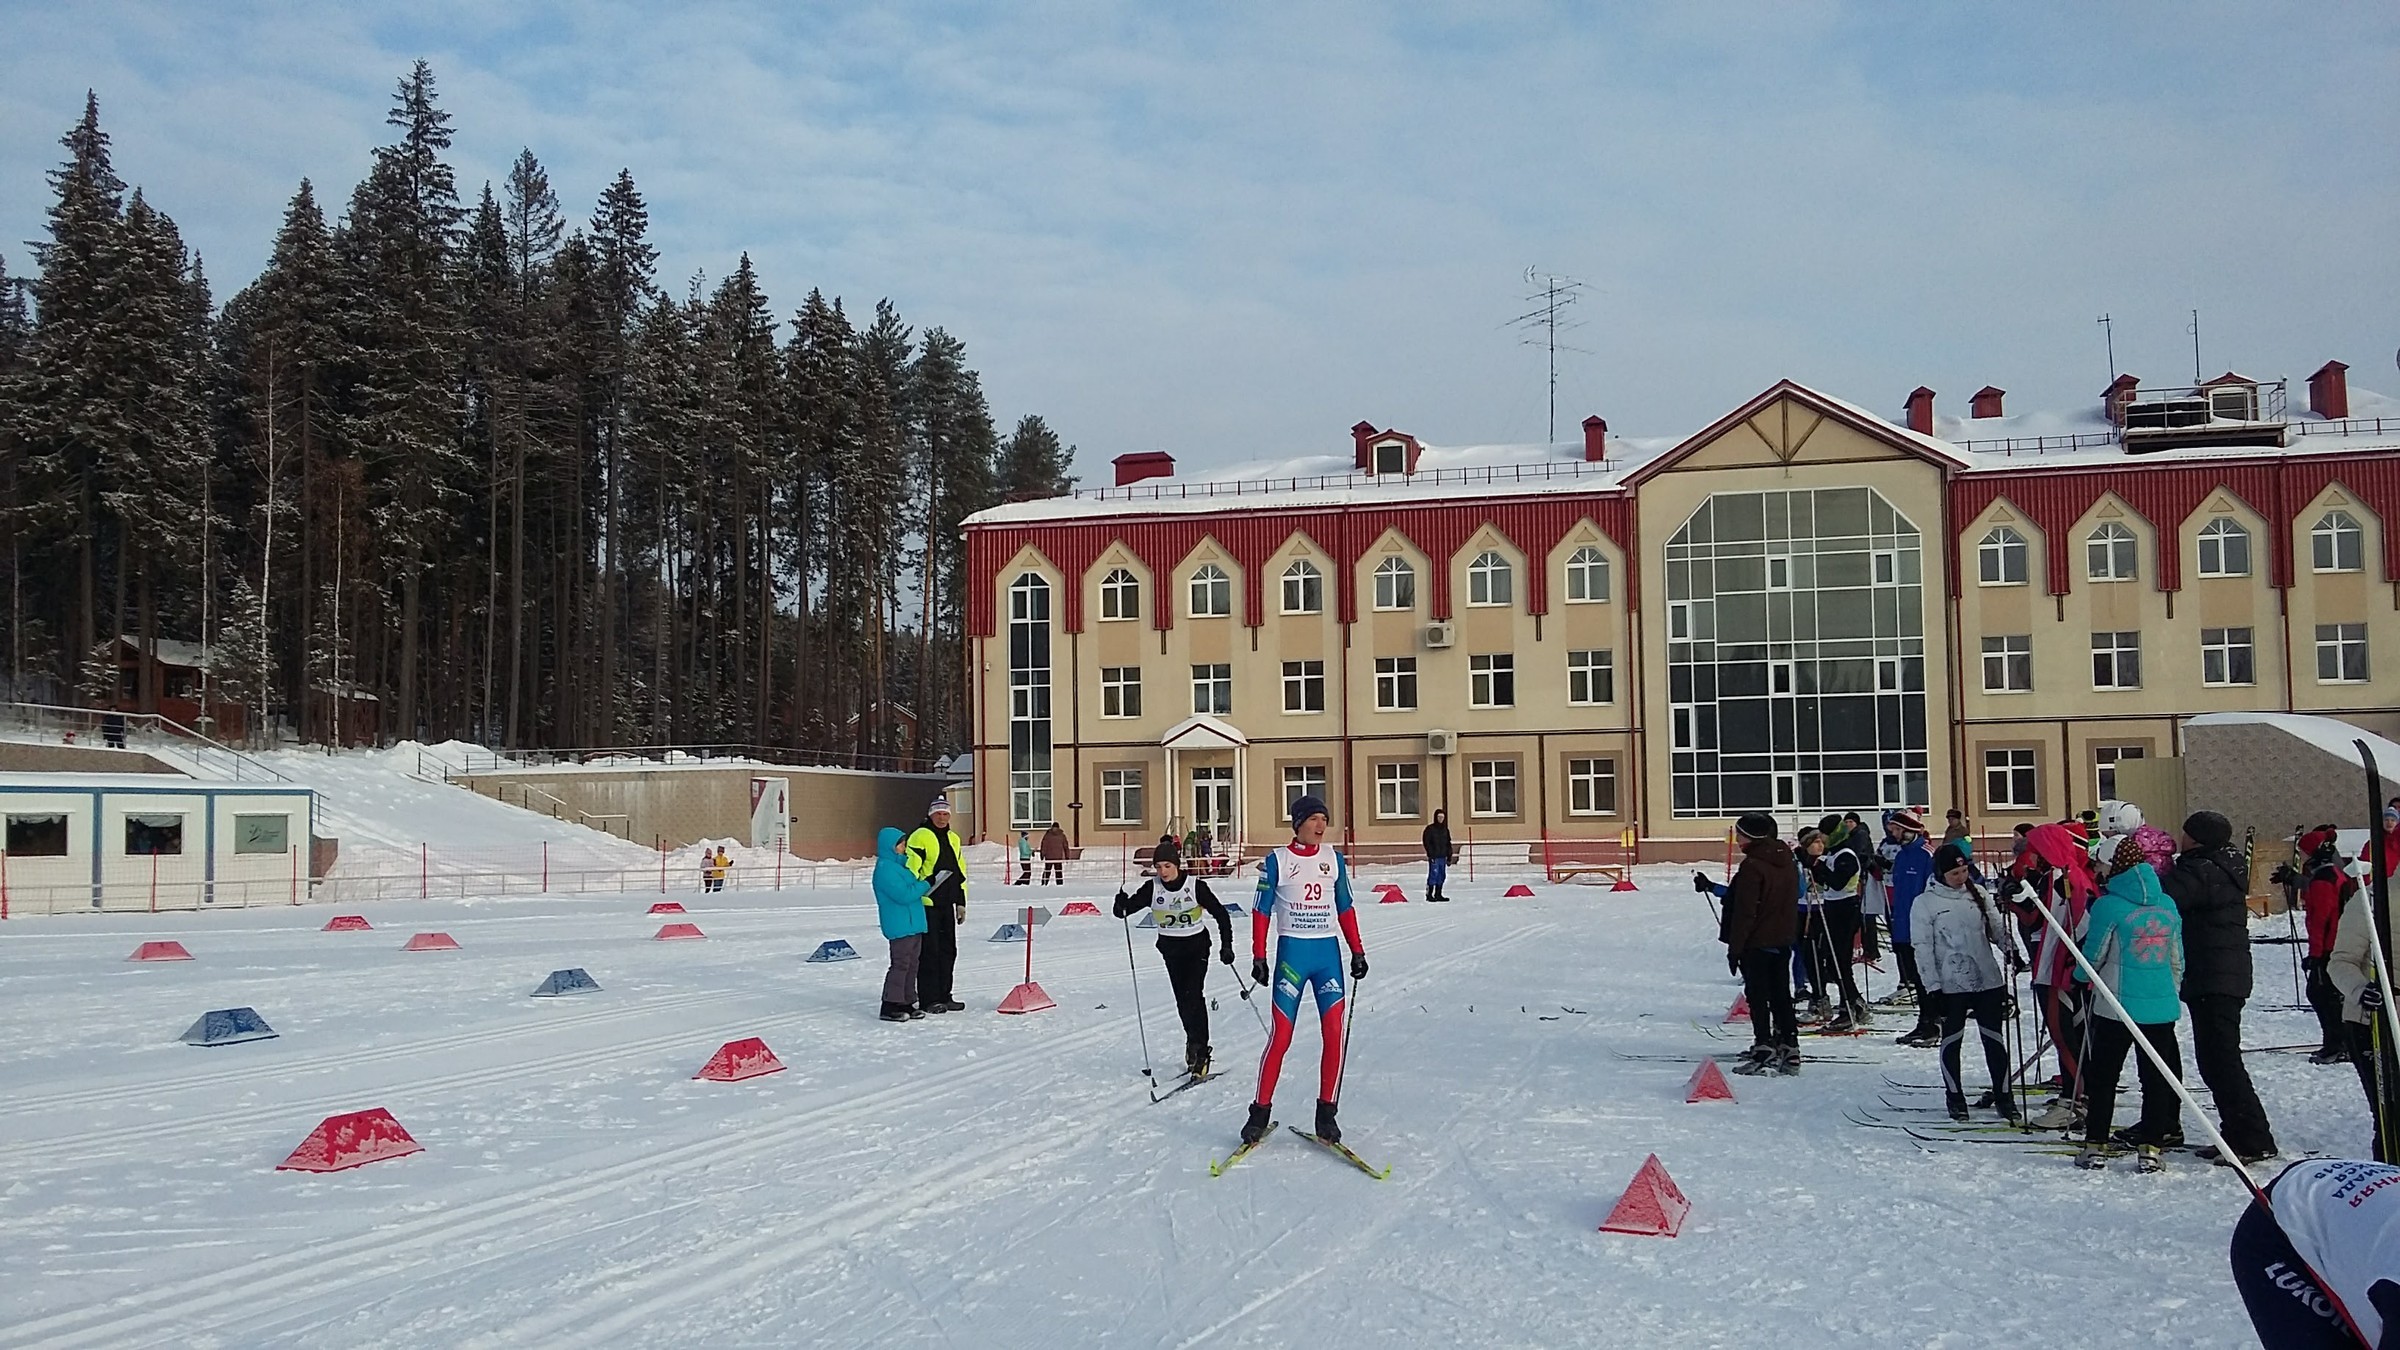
1188,563,1232,618
1373,557,1415,611
2086,521,2138,582
1007,574,1053,826
2196,519,2250,578
1467,550,1513,607
1564,545,1611,603
2313,510,2365,573
1097,567,1140,621
1280,560,1323,615
1978,527,2027,586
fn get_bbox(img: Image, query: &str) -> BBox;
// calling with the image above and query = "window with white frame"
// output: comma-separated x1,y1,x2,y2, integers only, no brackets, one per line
2314,511,2365,573
1099,769,1144,826
1567,649,1614,705
1374,656,1417,711
1281,660,1326,713
1280,560,1323,615
1373,556,1415,611
1008,573,1054,826
1985,748,2038,811
2092,631,2142,690
2196,519,2250,578
2317,623,2369,683
1190,663,1232,715
1566,757,1617,816
1375,439,1407,476
1469,653,1515,708
2095,746,2144,802
2201,627,2254,687
1981,635,2032,693
1375,763,1421,819
1188,563,1231,618
1564,546,1611,603
1099,665,1142,718
1978,527,2028,585
1282,764,1327,813
1098,567,1141,621
1468,759,1518,818
1467,550,1513,607
2087,521,2138,582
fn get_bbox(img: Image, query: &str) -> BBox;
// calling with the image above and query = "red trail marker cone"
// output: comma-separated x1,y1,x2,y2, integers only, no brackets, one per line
1059,901,1101,916
1503,883,1535,898
998,905,1056,1014
321,915,372,931
127,940,193,962
1598,1154,1690,1237
648,901,687,915
1683,1060,1736,1103
695,1036,785,1081
275,1107,424,1173
401,932,460,952
1723,993,1749,1023
1610,875,1639,892
654,922,705,940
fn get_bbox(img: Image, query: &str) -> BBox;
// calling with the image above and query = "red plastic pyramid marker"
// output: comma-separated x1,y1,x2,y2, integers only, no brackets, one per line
1504,883,1535,898
1059,901,1101,916
275,1107,424,1172
322,915,372,931
1374,881,1402,893
648,901,687,915
695,1036,784,1081
402,932,460,952
997,981,1057,1014
1684,1060,1736,1103
127,940,193,962
1378,889,1408,903
1611,875,1639,892
1723,993,1750,1023
1598,1154,1690,1236
654,922,705,940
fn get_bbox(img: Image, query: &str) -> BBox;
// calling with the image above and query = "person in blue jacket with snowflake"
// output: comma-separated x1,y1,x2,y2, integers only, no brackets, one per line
1240,795,1368,1147
1885,812,1939,1045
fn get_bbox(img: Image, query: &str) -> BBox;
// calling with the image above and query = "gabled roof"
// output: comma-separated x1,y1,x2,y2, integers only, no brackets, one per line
1160,713,1247,749
1621,379,1968,488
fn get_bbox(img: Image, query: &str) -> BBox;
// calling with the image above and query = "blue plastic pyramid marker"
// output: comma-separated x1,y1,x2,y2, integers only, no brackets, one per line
1136,912,1158,929
989,923,1027,942
807,939,861,963
531,968,601,997
180,1006,277,1046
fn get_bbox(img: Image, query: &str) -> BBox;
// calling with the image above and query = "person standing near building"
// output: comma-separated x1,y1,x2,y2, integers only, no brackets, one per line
1114,850,1236,1078
1239,795,1368,1148
1914,841,2022,1123
1040,821,1069,885
1423,808,1453,903
1843,811,1883,961
2073,834,2187,1172
2162,809,2281,1166
1016,829,1034,885
2325,874,2397,1162
2296,838,2361,1063
1886,813,1939,1046
1942,809,1972,851
1805,815,1869,1030
1702,813,1800,1075
905,797,969,1013
874,827,930,1022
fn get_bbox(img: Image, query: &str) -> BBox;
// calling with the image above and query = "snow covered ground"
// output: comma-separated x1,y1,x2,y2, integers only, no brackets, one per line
0,868,2358,1347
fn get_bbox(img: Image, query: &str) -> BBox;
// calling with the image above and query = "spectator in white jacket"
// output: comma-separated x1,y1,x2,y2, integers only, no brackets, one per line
2327,878,2399,1162
1914,842,2022,1124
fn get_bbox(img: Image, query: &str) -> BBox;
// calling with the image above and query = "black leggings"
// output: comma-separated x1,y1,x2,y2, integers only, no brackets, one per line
1158,936,1213,1050
1738,946,1798,1050
2083,1016,2183,1144
1932,987,2011,1097
1816,898,1864,1008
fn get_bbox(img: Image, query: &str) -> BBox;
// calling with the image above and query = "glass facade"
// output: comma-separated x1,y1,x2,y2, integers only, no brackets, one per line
1008,574,1053,825
1666,488,1928,818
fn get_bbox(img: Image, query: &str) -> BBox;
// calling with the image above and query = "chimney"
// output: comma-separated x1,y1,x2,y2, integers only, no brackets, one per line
1581,415,1608,462
1904,387,1936,436
1351,420,1378,471
2309,361,2351,420
2103,373,2139,426
1970,386,2006,419
1112,451,1175,487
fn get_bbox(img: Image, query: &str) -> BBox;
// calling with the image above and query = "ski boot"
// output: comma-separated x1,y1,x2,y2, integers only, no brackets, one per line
1991,1091,2021,1125
1731,1043,1776,1075
879,1003,910,1023
1314,1099,1342,1144
1775,1045,1801,1076
1240,1102,1273,1146
1946,1092,1970,1122
1823,1005,1857,1035
2112,1125,2183,1151
907,1006,926,1020
2310,1046,2347,1065
2135,1145,2164,1174
2073,1145,2108,1171
2031,1098,2084,1132
1187,1042,1211,1078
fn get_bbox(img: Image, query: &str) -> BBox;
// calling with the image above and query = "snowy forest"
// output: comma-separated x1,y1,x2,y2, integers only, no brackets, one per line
0,62,1075,763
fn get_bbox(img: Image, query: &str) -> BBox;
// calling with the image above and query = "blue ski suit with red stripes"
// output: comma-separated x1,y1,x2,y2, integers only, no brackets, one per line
1251,843,1366,1106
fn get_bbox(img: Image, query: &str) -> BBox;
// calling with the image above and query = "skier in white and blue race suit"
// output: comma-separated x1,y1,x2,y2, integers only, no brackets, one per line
1239,795,1368,1149
2229,1157,2400,1347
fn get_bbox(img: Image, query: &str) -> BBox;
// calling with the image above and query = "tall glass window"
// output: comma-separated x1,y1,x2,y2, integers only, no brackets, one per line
1665,488,1928,818
1008,573,1053,825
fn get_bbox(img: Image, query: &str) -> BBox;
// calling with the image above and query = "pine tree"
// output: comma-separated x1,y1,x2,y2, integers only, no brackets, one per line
905,326,997,754
0,250,33,695
997,413,1076,499
588,169,657,740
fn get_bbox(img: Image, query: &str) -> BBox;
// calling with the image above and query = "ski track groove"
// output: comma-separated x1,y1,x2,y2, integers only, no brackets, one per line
6,915,1529,1349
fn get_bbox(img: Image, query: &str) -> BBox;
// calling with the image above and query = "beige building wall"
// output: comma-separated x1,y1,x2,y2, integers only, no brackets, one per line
460,764,954,858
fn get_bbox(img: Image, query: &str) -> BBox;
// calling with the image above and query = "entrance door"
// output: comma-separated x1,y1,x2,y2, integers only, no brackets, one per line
1191,766,1234,845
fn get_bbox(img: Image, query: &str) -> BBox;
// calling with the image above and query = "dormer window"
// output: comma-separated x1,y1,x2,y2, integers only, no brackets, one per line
2208,383,2257,422
1375,439,1408,475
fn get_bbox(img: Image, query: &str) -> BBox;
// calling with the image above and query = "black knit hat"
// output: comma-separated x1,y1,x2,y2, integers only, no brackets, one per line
2183,810,2233,850
1932,842,1972,874
1735,812,1778,841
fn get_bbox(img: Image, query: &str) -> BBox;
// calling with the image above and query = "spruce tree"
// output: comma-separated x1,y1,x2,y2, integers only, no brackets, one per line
997,413,1076,500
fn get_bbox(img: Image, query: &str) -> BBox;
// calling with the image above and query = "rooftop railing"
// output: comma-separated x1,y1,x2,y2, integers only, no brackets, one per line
1075,455,1622,503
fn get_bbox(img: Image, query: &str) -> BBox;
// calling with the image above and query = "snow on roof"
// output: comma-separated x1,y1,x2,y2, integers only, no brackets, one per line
0,772,309,793
2184,712,2400,777
968,382,2400,528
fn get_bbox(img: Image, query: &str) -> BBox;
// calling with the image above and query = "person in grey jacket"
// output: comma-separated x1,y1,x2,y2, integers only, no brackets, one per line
1914,842,2022,1123
2327,879,2399,1161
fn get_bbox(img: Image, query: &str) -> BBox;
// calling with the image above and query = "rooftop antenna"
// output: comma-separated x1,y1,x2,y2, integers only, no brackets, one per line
1510,268,1588,443
2098,313,2116,385
2188,309,2203,383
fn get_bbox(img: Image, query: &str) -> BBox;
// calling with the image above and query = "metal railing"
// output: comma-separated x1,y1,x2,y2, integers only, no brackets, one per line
0,848,306,918
1077,455,1620,503
1948,430,2122,457
442,742,942,778
0,701,293,784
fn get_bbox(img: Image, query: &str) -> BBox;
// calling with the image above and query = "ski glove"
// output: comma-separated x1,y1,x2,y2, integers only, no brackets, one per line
2366,986,2386,1014
1112,890,1136,918
1251,957,1271,987
1350,951,1368,980
1219,945,1235,965
1692,871,1714,894
1726,948,1741,976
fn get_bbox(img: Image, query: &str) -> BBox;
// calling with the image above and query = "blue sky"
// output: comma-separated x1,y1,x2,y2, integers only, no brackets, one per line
3,2,2394,474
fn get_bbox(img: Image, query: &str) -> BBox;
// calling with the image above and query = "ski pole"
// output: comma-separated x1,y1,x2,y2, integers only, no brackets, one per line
1332,969,1362,1107
1229,964,1272,1035
1122,917,1160,1097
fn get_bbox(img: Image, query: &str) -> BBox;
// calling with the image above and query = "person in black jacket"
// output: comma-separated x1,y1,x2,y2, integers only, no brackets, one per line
1423,809,1454,902
1699,813,1801,1075
1114,851,1236,1078
2160,810,2279,1163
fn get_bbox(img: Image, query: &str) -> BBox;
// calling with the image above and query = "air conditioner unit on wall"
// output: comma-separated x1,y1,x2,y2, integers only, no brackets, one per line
1426,729,1457,757
1423,622,1456,649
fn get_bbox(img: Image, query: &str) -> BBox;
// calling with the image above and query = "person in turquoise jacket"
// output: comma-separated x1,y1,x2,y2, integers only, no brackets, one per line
874,826,931,1022
2071,834,2187,1169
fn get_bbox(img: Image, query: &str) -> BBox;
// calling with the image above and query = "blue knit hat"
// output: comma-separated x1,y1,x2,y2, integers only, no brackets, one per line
1289,794,1329,829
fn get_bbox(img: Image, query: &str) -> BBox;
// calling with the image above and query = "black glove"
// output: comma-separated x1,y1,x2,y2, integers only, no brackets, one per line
2365,986,2386,1014
1726,948,1741,976
1112,890,1135,918
1251,957,1270,987
1350,951,1369,980
2270,864,2299,889
1219,945,1235,965
1692,871,1714,894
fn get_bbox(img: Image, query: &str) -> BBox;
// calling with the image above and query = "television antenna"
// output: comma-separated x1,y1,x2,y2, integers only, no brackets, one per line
1510,268,1588,443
